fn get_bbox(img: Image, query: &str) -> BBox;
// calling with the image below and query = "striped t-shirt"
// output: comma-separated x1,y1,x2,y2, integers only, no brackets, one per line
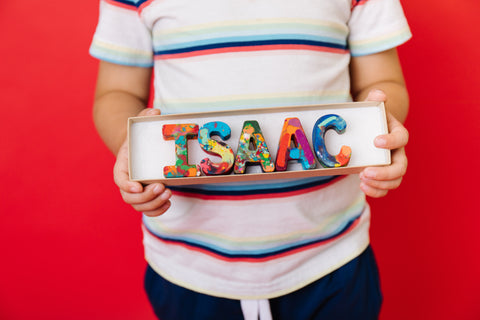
90,0,411,299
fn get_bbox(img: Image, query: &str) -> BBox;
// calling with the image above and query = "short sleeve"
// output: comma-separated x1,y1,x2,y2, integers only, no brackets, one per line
348,0,412,56
89,0,154,67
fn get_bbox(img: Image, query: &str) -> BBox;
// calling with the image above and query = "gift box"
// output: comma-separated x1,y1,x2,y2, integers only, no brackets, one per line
128,101,390,185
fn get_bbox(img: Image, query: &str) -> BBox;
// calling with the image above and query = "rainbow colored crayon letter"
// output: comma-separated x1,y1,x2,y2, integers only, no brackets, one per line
275,117,316,171
312,114,351,168
234,120,275,174
198,122,235,175
162,123,201,178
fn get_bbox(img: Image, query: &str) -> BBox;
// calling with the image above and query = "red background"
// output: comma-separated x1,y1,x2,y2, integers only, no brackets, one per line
1,1,479,319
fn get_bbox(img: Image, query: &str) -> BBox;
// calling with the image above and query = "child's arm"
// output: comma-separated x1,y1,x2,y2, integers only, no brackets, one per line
93,61,172,216
350,48,409,198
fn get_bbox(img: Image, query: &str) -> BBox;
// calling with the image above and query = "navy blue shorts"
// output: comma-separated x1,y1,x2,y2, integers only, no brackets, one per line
144,245,382,320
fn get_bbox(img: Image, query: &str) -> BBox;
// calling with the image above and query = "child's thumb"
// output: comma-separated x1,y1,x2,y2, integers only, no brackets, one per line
138,108,161,117
365,89,386,102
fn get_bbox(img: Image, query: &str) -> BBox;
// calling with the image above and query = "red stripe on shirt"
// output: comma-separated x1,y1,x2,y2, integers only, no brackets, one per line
104,0,137,10
142,215,361,263
155,44,349,60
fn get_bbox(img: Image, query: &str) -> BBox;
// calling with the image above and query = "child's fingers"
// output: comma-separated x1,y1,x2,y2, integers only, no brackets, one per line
114,165,142,193
360,148,407,182
114,108,161,193
113,141,143,193
364,90,409,151
131,195,171,213
120,183,169,206
129,189,171,214
143,201,172,217
360,183,389,198
360,176,403,191
375,113,409,150
359,147,407,198
120,183,172,214
112,108,171,216
360,89,408,198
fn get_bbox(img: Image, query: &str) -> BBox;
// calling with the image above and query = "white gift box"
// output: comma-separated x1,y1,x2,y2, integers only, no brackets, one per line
128,101,390,185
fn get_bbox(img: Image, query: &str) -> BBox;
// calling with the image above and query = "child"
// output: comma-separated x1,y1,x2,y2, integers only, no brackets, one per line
90,0,410,319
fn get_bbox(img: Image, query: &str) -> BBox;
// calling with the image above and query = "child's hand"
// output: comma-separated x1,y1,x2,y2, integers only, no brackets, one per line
113,108,172,216
359,90,409,198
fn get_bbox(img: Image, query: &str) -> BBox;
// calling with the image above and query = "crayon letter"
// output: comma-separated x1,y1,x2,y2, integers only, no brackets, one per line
198,121,234,175
162,123,201,178
275,117,316,171
234,120,275,174
312,114,351,168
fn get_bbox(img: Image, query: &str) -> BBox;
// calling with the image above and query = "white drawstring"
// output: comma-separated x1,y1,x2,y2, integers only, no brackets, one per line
258,300,273,320
240,299,273,320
